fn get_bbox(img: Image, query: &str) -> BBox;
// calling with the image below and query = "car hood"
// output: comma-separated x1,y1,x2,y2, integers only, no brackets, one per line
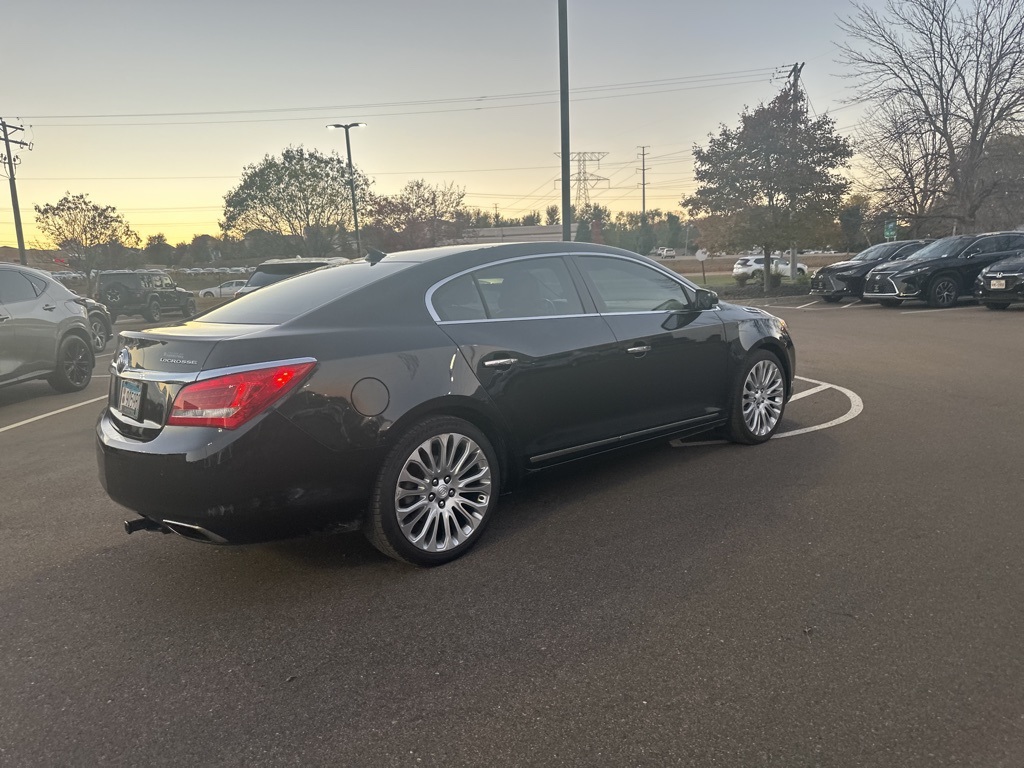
817,259,874,275
984,254,1024,274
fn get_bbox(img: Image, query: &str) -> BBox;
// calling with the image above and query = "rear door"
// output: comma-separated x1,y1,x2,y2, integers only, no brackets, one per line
0,269,56,378
430,254,625,464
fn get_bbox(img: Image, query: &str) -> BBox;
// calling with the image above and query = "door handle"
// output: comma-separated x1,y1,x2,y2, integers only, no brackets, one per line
0,315,9,322
626,345,652,355
483,357,518,369
43,304,56,311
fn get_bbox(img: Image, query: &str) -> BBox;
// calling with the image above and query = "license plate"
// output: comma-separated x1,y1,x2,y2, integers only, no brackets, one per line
118,379,143,421
990,279,1006,289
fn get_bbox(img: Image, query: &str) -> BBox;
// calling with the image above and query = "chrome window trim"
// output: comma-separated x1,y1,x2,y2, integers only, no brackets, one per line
424,252,584,323
424,250,709,324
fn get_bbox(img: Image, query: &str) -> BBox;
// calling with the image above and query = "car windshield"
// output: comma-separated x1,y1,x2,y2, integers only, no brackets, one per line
851,243,897,262
198,260,411,325
901,235,973,262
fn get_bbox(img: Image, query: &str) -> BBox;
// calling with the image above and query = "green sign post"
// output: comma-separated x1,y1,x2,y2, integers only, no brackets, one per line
884,220,897,240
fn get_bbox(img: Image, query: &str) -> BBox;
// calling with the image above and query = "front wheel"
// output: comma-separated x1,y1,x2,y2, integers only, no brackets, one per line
927,275,959,308
181,299,197,318
48,335,93,393
725,350,787,445
145,300,162,322
366,416,499,566
984,301,1010,310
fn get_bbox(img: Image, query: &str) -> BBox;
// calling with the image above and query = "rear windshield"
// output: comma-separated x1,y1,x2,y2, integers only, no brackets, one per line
244,263,328,288
197,260,413,325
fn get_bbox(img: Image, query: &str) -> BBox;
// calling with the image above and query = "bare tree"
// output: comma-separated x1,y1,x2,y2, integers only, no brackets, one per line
839,0,1024,232
857,95,950,235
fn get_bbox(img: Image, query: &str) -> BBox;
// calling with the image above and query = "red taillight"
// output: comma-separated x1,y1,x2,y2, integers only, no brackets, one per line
167,361,316,429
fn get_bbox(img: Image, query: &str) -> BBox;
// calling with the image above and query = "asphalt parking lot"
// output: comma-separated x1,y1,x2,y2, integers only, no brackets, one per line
2,302,1022,767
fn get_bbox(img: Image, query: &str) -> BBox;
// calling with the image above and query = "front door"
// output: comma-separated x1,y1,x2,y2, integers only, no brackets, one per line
572,254,729,432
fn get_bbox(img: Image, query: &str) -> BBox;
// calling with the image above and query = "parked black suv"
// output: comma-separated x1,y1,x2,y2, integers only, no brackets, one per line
862,232,1024,308
809,239,930,302
234,257,348,298
974,252,1024,309
95,270,197,322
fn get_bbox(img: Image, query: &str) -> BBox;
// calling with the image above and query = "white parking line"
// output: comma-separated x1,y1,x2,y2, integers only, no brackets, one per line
669,374,863,447
0,396,107,435
841,299,861,308
795,300,819,309
789,382,829,401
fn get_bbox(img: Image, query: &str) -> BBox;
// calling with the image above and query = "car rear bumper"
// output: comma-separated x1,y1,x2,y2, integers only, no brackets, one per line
96,409,380,543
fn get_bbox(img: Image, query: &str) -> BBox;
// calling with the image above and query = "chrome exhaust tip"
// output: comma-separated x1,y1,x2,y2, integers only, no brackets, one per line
124,517,170,535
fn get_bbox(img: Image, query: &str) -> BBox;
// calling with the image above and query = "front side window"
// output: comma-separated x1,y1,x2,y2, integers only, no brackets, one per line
577,256,692,313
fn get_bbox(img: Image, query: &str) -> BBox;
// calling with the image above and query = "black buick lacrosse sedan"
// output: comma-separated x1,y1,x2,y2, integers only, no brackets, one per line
97,242,795,565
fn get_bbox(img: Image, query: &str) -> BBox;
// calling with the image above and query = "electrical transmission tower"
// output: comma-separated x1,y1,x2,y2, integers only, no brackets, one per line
1,118,32,265
555,151,608,210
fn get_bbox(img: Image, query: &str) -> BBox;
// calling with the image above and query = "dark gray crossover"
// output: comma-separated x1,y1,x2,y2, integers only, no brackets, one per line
97,243,795,565
0,263,95,393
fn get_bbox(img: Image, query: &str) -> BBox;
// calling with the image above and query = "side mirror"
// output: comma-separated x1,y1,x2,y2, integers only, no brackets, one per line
695,288,719,311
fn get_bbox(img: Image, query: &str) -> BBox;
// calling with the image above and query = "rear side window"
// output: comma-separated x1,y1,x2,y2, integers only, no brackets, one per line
0,271,39,304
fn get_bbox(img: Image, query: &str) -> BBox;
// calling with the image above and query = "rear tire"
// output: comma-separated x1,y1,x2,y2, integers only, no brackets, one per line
366,416,499,566
725,350,787,445
984,301,1010,310
89,312,109,352
48,335,93,393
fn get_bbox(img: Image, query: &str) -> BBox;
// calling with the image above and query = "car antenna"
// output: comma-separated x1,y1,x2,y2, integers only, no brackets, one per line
366,248,387,265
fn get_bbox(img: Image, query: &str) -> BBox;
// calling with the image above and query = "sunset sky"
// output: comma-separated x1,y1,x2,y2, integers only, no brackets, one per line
4,0,866,251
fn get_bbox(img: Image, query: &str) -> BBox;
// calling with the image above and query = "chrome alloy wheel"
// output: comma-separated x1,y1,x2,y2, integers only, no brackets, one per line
394,432,492,552
741,359,785,437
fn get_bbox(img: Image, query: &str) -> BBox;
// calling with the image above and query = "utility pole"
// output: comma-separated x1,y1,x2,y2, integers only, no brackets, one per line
558,0,571,241
1,118,32,266
638,145,650,252
787,63,804,283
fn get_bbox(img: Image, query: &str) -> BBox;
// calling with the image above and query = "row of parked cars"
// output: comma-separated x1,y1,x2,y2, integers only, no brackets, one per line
810,232,1024,309
0,256,362,396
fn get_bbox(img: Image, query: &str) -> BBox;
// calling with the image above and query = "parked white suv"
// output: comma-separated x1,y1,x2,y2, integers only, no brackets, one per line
732,256,808,279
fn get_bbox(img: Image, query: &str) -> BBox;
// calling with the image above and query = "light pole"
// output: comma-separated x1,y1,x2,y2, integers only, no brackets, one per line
326,122,365,256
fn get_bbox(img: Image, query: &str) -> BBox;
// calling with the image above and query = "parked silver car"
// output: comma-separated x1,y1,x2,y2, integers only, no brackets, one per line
0,264,95,392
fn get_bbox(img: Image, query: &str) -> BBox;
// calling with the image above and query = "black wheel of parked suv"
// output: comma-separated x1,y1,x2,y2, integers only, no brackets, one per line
182,298,197,318
725,349,787,445
367,415,499,566
927,274,959,308
48,335,93,393
145,300,162,322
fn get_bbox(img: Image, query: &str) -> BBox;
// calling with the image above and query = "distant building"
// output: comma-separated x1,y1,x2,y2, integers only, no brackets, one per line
455,224,577,245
